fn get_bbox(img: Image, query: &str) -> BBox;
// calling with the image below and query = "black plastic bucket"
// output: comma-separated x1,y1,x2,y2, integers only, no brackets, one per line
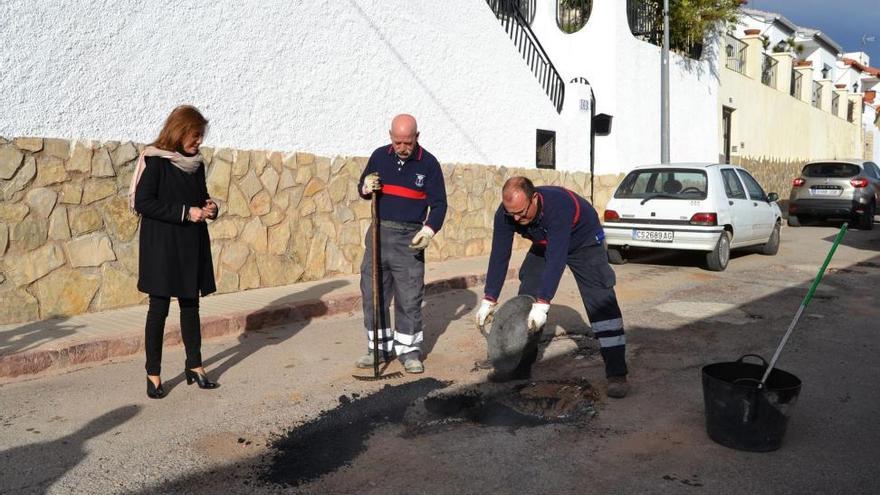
701,354,802,452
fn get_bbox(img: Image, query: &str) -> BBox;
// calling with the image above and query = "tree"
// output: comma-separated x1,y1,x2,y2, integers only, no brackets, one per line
668,0,741,54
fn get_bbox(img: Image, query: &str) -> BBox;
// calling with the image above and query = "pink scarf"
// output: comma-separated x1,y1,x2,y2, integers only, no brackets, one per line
129,146,204,210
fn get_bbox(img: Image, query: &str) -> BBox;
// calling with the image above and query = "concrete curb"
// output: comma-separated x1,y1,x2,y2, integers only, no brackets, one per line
0,270,511,381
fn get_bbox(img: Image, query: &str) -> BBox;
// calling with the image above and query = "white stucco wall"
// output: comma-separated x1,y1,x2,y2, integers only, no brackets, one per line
805,48,839,81
0,0,569,168
720,67,862,161
526,0,719,176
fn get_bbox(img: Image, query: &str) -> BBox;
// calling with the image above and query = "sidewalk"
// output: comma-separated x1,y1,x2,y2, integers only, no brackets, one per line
0,252,523,381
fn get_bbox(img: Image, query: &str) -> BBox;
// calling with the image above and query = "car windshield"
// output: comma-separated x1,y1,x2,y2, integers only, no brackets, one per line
803,163,861,178
614,168,708,200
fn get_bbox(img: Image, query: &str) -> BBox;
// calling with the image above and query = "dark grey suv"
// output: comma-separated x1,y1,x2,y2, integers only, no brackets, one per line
788,159,880,230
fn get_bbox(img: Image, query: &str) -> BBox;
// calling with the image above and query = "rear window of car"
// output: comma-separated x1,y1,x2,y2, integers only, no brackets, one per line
802,163,861,178
614,169,708,200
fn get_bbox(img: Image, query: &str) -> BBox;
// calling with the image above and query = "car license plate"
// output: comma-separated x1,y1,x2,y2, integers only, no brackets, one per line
811,188,840,196
632,229,674,242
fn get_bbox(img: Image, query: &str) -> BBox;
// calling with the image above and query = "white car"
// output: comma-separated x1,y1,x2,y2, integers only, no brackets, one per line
602,163,782,271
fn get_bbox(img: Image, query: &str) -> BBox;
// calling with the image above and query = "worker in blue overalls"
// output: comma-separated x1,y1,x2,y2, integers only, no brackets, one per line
475,176,629,398
356,114,448,374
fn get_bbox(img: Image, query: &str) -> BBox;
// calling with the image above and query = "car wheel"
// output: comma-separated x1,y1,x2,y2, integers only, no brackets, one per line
607,247,626,265
706,231,731,271
787,214,800,227
857,203,875,230
761,223,781,255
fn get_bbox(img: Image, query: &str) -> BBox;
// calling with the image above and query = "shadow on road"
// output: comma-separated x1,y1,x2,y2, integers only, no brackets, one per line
163,280,350,391
0,405,140,494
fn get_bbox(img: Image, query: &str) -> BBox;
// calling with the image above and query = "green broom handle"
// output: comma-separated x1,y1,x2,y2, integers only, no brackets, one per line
802,223,847,309
760,223,847,387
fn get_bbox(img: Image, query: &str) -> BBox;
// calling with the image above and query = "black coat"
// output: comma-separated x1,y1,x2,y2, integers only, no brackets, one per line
135,156,216,298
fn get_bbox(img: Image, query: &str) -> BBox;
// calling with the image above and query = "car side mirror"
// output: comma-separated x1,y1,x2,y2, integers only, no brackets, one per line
767,192,779,202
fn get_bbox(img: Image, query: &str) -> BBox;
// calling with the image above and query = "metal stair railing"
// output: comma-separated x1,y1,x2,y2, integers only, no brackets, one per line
486,0,565,113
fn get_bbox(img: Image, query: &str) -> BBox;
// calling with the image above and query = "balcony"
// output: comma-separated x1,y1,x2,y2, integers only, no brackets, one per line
724,35,747,74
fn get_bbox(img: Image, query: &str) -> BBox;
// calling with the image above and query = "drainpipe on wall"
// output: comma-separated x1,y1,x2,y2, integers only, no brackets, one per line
661,0,670,163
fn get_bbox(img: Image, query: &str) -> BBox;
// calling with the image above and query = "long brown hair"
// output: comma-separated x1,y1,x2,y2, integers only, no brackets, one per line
150,105,208,153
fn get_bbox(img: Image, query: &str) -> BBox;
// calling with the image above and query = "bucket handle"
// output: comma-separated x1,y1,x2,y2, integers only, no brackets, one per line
736,354,768,369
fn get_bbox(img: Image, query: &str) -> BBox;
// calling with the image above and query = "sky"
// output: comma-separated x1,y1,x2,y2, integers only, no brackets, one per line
745,0,880,67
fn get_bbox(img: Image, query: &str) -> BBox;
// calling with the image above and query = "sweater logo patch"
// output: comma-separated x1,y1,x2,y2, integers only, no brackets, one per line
414,174,425,187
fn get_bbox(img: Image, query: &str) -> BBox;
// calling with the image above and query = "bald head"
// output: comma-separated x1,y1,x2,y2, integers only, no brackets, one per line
502,177,535,200
502,177,538,225
391,114,418,135
389,114,419,159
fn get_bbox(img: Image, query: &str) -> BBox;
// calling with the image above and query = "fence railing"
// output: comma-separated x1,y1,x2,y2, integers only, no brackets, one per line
486,0,565,113
627,0,661,45
812,81,822,108
557,0,592,34
790,69,802,98
626,0,702,59
831,91,840,116
761,54,777,88
724,34,747,74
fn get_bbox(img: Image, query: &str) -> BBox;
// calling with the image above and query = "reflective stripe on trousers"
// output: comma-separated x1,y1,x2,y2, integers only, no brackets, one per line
360,223,426,356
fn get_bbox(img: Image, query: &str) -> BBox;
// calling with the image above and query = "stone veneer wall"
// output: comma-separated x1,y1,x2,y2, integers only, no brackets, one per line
0,136,591,325
730,156,804,200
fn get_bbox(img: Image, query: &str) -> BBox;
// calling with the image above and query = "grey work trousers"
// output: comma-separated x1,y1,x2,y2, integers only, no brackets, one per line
518,241,628,377
360,221,425,357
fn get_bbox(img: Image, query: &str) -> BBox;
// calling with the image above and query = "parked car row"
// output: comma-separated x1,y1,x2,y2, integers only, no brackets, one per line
600,159,879,271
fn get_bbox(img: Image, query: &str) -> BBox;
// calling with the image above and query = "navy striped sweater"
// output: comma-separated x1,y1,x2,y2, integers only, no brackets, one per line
358,144,447,232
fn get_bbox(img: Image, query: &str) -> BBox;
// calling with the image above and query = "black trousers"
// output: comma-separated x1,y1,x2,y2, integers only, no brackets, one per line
518,242,628,377
144,295,202,376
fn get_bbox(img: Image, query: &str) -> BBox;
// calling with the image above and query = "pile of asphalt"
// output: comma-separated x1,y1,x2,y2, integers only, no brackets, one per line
264,377,597,488
264,378,448,487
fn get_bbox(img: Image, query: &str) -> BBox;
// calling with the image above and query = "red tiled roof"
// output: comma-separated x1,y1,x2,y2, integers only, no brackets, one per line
842,58,880,77
864,90,876,104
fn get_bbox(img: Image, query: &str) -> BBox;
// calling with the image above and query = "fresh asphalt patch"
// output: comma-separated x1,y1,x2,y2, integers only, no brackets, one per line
263,376,599,488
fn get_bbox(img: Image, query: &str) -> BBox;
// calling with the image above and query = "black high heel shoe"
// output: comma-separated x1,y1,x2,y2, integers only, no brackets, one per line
185,369,219,389
146,378,166,399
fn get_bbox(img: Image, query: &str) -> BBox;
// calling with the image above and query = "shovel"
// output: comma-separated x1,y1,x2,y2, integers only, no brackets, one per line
757,223,848,388
353,192,403,381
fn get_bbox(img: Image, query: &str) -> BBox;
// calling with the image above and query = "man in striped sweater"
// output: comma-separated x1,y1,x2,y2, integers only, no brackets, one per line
475,176,629,398
356,114,447,374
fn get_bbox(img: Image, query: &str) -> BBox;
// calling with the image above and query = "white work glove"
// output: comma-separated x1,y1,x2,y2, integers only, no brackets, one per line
527,302,551,333
409,226,435,251
475,299,497,332
361,172,381,195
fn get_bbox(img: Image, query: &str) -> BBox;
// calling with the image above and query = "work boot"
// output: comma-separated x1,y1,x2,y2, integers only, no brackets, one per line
355,351,393,369
400,352,424,374
606,375,629,399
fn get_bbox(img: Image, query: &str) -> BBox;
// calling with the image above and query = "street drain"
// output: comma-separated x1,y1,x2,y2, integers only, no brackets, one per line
405,379,598,434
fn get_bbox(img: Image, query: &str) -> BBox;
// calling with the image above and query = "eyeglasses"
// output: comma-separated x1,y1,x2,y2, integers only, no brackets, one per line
504,195,534,218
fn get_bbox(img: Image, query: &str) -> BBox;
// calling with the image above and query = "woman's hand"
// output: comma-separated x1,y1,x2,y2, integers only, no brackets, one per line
203,199,218,219
188,206,207,222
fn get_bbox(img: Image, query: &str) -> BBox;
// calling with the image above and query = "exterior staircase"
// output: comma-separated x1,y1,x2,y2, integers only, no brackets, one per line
486,0,565,113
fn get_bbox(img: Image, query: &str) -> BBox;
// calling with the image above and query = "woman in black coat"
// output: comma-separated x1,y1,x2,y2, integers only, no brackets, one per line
132,105,219,399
